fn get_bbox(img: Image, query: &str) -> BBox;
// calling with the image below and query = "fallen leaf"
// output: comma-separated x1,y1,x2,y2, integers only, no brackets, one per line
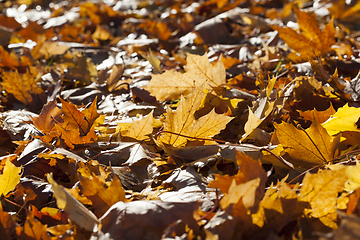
32,98,62,133
274,118,340,168
47,173,100,232
158,86,233,147
299,167,348,229
145,53,226,101
272,7,335,61
0,157,22,197
120,110,154,141
322,103,360,135
1,70,46,109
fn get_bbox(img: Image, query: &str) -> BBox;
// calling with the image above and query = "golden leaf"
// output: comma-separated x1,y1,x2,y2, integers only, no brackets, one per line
158,86,233,147
120,110,154,141
145,53,226,101
47,173,100,232
299,168,348,229
0,158,21,197
322,103,360,135
274,118,340,168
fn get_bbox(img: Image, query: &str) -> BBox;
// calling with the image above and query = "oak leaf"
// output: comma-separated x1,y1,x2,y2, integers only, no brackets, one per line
158,86,233,147
145,53,226,101
0,158,22,197
274,118,340,168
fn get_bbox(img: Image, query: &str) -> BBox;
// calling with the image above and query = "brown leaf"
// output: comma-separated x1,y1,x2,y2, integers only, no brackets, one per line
32,99,62,133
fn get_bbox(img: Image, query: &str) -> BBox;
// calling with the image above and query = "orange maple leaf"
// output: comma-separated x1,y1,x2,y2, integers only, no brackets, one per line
272,7,335,62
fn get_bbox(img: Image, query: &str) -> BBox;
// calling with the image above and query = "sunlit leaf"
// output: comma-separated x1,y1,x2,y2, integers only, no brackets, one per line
0,158,21,197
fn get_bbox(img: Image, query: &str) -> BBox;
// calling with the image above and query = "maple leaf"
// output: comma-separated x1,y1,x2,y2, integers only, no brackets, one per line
158,86,233,147
0,158,22,197
144,53,226,101
274,118,340,168
299,104,336,124
322,103,360,135
119,110,154,141
299,167,348,229
77,164,127,217
32,99,62,133
209,151,267,196
251,179,308,234
47,173,100,232
272,7,335,62
1,70,46,109
55,97,103,148
18,212,51,240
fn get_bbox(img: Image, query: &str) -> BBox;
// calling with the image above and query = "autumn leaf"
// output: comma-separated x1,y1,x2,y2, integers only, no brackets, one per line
0,158,21,197
272,7,335,61
18,212,51,240
274,118,340,168
47,173,100,232
145,53,226,101
299,104,336,124
77,164,127,216
1,70,46,108
120,110,154,141
209,151,267,196
299,167,348,228
322,103,360,135
158,86,233,147
251,179,307,234
32,98,62,133
0,204,17,239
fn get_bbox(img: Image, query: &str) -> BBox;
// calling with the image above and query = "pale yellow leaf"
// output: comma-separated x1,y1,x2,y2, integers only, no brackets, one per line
0,158,21,197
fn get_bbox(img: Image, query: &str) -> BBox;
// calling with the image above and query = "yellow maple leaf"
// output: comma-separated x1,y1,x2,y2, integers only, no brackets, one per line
344,162,360,192
274,118,340,168
158,86,233,147
144,53,226,101
120,110,154,141
251,179,306,233
0,158,22,197
322,103,360,135
299,167,348,229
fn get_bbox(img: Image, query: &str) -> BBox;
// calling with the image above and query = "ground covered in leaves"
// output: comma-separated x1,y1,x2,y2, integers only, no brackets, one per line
2,0,360,239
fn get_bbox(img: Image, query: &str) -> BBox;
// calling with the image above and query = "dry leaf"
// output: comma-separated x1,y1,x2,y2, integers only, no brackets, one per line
158,86,233,147
145,53,226,101
274,118,340,168
47,173,100,232
0,158,21,197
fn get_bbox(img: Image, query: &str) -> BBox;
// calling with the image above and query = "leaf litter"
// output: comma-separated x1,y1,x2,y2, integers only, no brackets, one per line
2,0,360,239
